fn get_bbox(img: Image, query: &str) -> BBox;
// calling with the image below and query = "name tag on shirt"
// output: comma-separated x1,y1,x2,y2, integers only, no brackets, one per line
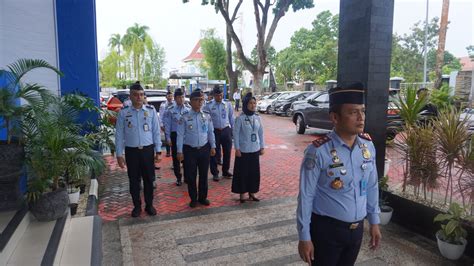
221,113,226,119
251,133,257,142
360,179,367,196
143,123,150,132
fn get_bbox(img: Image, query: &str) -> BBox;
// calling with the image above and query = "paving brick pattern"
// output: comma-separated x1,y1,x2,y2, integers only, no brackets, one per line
98,114,319,221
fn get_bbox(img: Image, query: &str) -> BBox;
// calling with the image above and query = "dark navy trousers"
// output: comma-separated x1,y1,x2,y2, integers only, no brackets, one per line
183,143,210,202
170,132,183,181
310,213,364,266
210,126,232,176
125,145,155,208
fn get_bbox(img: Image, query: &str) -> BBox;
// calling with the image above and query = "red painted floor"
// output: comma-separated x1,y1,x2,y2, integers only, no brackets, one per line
98,113,467,222
98,114,319,221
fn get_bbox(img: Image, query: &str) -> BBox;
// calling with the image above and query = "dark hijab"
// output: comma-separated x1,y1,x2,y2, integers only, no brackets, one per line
242,92,256,116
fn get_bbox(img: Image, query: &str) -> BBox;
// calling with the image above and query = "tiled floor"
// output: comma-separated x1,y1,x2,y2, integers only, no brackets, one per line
98,114,319,221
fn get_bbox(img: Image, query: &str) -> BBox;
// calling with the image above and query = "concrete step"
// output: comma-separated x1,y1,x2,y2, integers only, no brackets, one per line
6,213,62,265
54,215,102,266
0,207,30,265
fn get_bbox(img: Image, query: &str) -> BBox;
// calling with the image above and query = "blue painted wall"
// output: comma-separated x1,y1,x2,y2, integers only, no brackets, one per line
0,71,18,141
55,0,100,124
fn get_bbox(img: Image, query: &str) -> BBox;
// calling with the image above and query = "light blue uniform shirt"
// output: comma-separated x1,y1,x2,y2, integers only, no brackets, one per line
176,109,216,153
115,104,162,156
163,103,190,142
296,130,380,241
233,114,265,153
159,100,174,127
203,100,234,129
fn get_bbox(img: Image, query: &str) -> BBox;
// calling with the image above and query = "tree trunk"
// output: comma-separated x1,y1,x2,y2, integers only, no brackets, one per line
225,25,239,97
252,70,264,95
434,0,450,90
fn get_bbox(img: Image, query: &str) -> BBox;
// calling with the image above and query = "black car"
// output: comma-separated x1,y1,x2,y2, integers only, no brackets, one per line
273,91,316,116
290,91,402,140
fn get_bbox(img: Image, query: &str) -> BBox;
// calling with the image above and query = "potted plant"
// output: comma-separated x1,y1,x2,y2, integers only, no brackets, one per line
24,94,105,221
378,175,393,225
433,202,469,260
0,59,62,210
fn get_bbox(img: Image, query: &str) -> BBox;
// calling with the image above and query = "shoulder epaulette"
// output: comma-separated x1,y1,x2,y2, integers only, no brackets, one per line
146,105,155,109
359,133,372,141
312,134,331,148
202,110,210,114
166,104,174,110
121,105,129,110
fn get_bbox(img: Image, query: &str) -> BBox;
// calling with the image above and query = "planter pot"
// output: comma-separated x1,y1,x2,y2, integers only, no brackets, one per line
379,205,393,225
70,203,78,216
385,191,474,258
384,158,391,177
30,189,69,222
436,232,467,260
0,143,25,211
68,190,80,204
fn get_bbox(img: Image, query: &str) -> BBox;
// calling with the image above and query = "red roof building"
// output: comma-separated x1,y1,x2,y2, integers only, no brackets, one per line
459,56,474,71
183,40,204,63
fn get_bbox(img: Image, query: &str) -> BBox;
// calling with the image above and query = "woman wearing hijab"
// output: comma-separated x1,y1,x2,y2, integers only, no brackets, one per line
232,92,265,203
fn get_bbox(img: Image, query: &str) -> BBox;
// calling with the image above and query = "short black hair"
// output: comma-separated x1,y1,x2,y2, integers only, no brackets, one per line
130,81,143,91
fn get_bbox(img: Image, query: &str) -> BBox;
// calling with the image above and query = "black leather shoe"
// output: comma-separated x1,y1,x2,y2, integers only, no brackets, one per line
155,166,161,170
131,207,141,217
213,175,220,182
189,201,198,208
145,205,157,216
249,194,260,202
217,161,223,165
199,199,210,206
176,180,182,186
223,172,233,179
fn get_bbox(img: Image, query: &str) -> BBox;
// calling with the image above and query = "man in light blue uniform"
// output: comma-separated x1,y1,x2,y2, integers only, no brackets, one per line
115,81,162,217
159,91,174,157
297,83,381,265
177,90,216,208
203,86,235,181
163,88,190,186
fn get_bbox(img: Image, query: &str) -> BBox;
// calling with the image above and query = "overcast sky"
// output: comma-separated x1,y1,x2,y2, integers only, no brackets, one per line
96,0,473,73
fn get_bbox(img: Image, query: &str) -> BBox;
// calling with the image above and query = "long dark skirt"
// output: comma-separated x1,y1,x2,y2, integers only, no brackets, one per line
231,151,260,194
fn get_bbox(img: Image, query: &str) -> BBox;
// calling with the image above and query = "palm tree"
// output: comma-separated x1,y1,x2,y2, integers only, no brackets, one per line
0,59,62,144
122,23,150,80
108,33,123,79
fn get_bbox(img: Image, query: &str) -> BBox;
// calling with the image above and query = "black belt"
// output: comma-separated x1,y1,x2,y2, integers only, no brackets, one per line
313,214,363,230
184,143,209,150
125,144,154,150
214,126,229,131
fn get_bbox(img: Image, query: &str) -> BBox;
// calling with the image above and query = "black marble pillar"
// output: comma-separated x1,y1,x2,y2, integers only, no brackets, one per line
337,0,394,177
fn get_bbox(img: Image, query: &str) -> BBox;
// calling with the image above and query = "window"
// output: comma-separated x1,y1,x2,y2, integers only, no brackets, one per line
314,93,329,103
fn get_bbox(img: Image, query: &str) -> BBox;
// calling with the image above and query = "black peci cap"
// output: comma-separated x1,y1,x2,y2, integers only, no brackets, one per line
329,82,365,107
174,88,184,97
130,81,143,91
190,89,203,99
212,85,223,94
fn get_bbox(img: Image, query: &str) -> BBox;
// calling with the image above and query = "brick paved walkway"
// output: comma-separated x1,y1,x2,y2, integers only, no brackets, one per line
98,114,323,222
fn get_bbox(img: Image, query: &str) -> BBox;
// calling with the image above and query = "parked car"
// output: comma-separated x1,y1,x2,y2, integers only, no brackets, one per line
460,108,474,133
273,91,316,116
266,91,299,114
106,89,168,111
290,91,402,140
256,92,284,113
